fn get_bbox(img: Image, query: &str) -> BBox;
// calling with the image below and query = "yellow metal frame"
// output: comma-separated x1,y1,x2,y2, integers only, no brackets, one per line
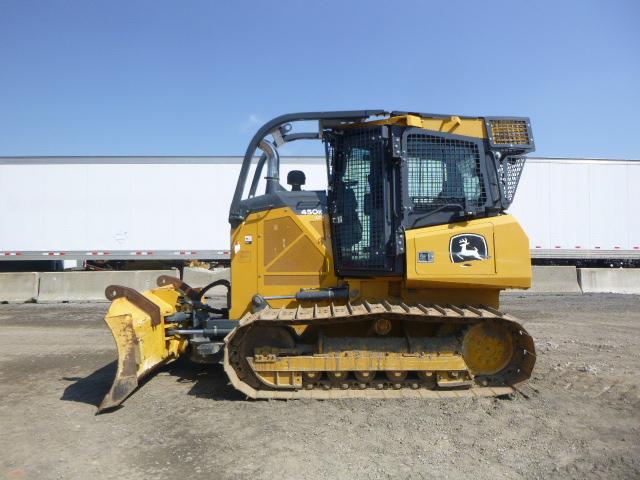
359,114,487,139
230,208,531,317
252,352,468,372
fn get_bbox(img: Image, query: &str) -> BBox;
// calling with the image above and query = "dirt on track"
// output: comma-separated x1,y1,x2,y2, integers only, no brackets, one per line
0,294,639,480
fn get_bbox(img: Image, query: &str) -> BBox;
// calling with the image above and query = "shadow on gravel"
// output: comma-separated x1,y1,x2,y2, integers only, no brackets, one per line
61,361,117,407
167,357,245,401
60,357,244,408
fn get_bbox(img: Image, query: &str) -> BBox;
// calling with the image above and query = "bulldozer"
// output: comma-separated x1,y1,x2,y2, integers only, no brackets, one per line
99,110,536,411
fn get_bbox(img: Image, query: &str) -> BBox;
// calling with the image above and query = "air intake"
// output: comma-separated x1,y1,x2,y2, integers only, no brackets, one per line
486,118,534,149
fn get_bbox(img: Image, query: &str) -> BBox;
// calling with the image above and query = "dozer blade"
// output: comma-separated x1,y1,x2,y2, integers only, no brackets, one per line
98,283,188,412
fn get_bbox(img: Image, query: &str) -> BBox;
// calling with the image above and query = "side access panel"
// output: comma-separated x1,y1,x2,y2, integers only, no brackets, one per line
405,215,531,289
230,206,337,319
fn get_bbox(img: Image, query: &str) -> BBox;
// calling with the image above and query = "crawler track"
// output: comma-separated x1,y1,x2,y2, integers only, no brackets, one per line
224,301,536,399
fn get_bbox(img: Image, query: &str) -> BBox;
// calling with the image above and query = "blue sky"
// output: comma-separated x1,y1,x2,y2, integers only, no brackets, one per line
0,0,638,158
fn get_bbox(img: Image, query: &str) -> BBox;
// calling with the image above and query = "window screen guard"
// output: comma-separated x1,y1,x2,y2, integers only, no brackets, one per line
326,127,395,274
400,128,492,229
496,155,526,207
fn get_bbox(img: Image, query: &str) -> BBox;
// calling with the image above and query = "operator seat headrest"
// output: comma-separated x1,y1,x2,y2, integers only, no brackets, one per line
287,170,306,191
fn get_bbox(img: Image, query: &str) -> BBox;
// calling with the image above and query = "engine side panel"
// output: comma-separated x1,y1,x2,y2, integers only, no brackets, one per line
230,207,337,319
405,214,531,289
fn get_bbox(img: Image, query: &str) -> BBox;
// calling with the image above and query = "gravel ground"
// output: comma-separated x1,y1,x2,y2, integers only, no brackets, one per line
0,294,639,480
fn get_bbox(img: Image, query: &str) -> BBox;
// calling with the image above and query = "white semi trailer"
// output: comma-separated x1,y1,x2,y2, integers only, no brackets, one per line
1,156,638,268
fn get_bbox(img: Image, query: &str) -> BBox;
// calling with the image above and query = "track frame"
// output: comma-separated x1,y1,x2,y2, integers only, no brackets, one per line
224,301,536,399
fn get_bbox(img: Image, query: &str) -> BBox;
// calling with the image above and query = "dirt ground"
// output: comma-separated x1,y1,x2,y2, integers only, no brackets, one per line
0,294,639,480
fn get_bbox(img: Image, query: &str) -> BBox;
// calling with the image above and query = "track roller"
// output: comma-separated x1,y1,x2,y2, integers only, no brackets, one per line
354,371,375,382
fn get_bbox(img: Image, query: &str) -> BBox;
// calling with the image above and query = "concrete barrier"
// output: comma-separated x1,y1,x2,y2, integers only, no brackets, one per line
182,267,230,296
0,272,39,303
37,270,177,302
529,266,582,293
578,268,640,294
3,266,635,302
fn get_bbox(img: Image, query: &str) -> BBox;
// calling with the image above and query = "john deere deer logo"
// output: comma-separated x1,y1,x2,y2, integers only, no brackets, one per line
449,234,488,263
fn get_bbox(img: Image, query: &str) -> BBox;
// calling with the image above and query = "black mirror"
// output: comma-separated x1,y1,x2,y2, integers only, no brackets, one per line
287,170,306,191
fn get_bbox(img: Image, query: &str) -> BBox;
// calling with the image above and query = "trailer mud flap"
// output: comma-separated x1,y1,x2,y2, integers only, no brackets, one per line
98,285,188,412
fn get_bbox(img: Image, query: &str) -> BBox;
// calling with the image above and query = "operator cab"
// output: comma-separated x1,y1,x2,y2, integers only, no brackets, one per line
229,110,534,276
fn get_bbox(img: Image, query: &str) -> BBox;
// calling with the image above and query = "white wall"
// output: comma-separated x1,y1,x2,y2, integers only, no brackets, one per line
1,157,638,253
509,159,640,250
0,159,327,252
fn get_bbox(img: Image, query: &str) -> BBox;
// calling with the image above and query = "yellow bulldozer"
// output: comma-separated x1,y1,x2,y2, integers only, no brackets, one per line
99,110,536,411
